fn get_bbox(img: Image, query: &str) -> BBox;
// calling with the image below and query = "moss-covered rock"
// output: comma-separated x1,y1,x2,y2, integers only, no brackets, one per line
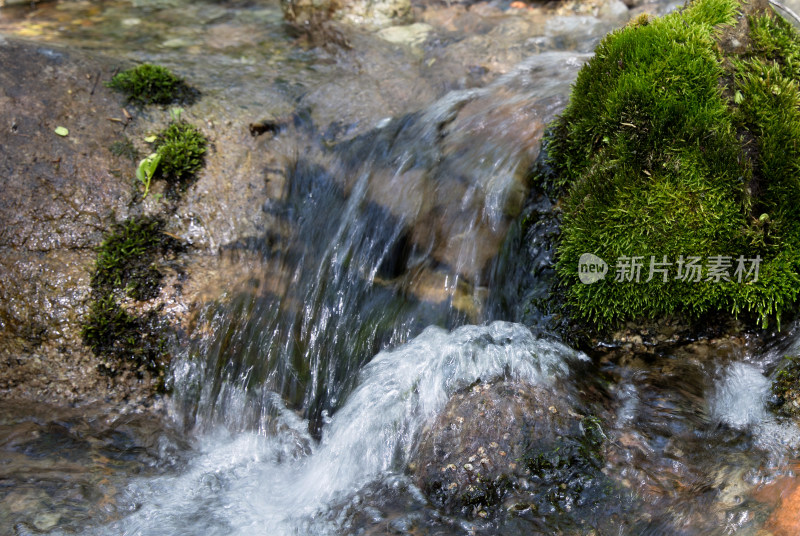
106,64,199,106
542,0,800,329
82,216,182,377
90,216,181,301
80,294,168,377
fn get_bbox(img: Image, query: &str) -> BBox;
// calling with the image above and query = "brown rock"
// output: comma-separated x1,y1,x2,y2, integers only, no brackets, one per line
410,378,595,515
758,473,800,536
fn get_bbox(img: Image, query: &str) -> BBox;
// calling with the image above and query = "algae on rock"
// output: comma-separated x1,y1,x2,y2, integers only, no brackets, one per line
541,0,800,328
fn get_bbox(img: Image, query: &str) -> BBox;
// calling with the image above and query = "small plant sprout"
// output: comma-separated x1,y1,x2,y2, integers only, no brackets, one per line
169,107,184,122
136,152,161,199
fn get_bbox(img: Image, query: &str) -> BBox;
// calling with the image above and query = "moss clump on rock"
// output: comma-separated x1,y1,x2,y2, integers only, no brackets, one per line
542,0,800,329
106,64,199,106
522,415,606,513
153,121,208,189
90,216,180,301
82,216,182,378
81,295,167,376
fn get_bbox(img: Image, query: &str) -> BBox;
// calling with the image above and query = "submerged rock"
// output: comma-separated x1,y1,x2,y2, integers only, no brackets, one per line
280,0,411,29
411,379,607,519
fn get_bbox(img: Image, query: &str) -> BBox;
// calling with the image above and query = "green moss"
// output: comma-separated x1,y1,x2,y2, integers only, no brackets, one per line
106,64,199,106
82,216,182,377
541,0,800,329
153,122,208,189
90,216,180,301
81,295,168,376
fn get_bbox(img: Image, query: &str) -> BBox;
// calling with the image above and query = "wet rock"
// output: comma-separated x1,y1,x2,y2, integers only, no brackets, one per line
0,398,188,534
752,472,800,536
376,22,433,48
336,0,412,28
334,52,585,286
0,42,131,252
410,379,606,517
281,0,412,28
0,39,147,403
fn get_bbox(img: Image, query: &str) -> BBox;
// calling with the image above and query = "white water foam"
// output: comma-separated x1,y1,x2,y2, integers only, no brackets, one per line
710,361,800,454
88,322,584,536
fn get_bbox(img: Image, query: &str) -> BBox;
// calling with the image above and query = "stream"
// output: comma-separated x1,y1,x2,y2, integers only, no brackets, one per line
4,0,800,534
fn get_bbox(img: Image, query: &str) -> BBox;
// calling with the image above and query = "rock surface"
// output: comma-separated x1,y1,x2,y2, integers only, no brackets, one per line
0,39,139,403
410,378,606,517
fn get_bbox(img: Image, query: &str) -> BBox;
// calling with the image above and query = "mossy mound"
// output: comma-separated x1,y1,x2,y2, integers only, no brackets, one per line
153,122,208,189
82,216,182,377
81,295,168,376
90,216,181,301
542,0,800,329
106,64,199,106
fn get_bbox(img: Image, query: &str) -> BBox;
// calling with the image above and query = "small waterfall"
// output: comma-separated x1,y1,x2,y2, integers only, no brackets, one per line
171,52,590,436
97,322,584,536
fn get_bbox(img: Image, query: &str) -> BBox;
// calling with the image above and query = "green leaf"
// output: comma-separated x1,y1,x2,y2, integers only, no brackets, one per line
54,126,69,136
136,152,162,198
144,135,157,143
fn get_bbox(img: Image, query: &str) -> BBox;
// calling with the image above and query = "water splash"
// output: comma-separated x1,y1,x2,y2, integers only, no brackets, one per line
710,361,800,455
95,322,583,536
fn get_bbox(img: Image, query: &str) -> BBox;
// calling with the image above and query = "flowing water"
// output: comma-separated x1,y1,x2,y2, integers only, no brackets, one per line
4,0,800,534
